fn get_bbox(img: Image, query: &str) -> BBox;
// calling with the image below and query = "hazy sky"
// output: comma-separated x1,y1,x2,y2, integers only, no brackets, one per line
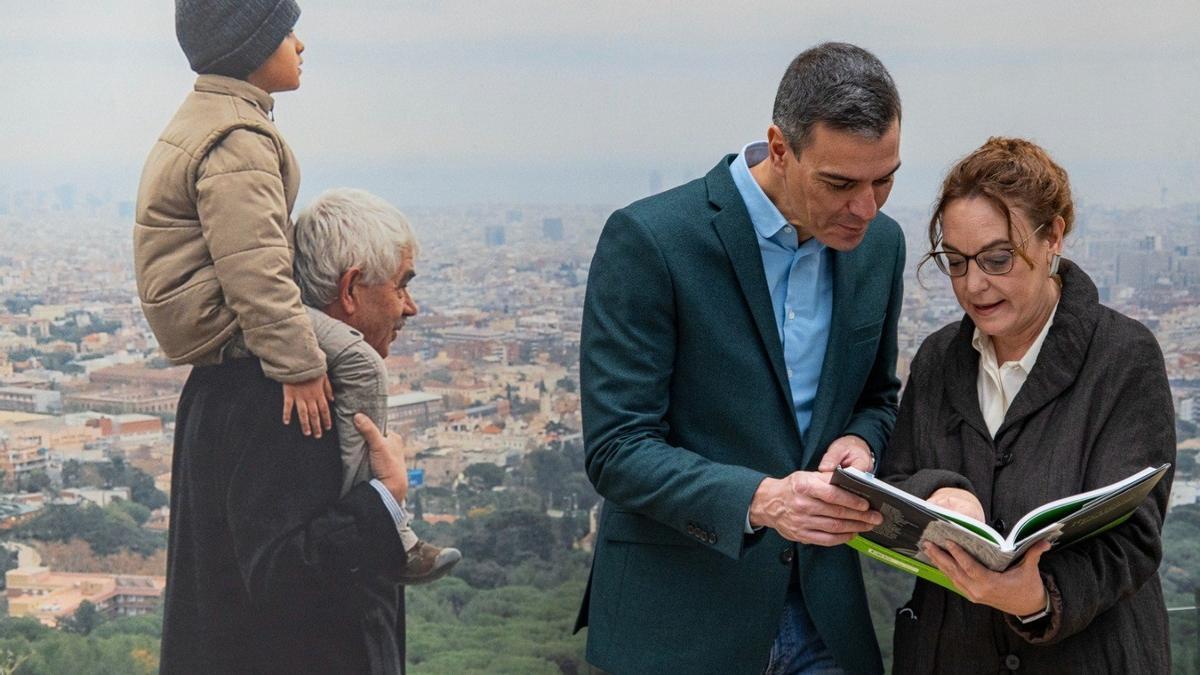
1,1,1198,211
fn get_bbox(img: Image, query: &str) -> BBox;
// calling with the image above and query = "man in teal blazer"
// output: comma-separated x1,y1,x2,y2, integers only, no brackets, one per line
576,43,905,674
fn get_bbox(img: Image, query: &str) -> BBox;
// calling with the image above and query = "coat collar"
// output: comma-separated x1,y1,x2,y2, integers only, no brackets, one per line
194,74,275,116
941,259,1100,442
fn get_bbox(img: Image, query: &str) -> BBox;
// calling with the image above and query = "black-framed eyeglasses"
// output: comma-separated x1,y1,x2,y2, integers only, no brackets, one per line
930,222,1046,277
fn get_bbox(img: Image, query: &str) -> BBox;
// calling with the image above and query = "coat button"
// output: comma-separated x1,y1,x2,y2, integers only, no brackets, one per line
780,546,794,565
1004,653,1020,670
992,517,1007,533
707,532,717,544
1000,451,1013,465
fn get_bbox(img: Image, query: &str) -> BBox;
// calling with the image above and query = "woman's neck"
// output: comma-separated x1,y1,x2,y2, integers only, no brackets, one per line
991,281,1061,364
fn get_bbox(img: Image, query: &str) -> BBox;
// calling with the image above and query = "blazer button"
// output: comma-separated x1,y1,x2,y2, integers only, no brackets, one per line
1004,653,1021,670
780,547,794,565
999,451,1013,466
992,517,1007,533
708,532,718,544
687,524,696,535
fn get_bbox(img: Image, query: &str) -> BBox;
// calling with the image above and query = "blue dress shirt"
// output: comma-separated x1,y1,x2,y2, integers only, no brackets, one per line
729,141,840,670
729,142,833,442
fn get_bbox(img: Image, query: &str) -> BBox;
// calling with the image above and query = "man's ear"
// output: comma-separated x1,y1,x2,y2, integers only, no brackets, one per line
765,124,791,172
336,268,364,315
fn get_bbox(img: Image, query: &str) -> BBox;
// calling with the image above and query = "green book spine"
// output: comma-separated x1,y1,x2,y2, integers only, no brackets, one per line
845,535,964,597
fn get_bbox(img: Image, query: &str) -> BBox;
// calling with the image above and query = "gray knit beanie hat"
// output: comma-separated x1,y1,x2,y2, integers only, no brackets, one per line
176,0,301,79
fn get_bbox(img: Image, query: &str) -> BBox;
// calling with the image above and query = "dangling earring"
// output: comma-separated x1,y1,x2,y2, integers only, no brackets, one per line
1048,253,1061,276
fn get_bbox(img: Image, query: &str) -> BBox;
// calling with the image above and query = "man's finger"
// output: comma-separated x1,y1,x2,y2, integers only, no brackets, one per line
801,501,883,526
796,529,855,547
323,376,334,401
817,448,847,472
282,395,293,425
801,515,879,535
846,453,873,472
355,413,385,448
805,480,871,512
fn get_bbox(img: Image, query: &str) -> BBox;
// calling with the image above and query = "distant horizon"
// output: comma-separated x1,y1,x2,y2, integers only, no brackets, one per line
2,163,1198,215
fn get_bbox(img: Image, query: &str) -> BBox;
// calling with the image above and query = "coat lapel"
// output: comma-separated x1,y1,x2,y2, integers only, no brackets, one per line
942,319,992,440
800,251,852,467
996,260,1098,444
705,160,799,443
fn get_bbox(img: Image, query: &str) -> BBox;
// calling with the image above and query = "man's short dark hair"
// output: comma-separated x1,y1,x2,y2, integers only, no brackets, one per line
772,42,901,153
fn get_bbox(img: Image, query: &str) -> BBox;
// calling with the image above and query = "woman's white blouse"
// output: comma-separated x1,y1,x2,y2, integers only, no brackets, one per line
971,304,1059,437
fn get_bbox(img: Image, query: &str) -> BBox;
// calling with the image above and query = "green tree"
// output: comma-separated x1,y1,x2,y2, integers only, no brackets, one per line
128,471,167,510
19,470,52,494
0,546,19,580
110,499,151,526
463,463,505,491
0,617,52,642
90,611,162,640
59,601,105,636
524,449,573,503
60,460,83,489
98,458,125,489
14,503,165,557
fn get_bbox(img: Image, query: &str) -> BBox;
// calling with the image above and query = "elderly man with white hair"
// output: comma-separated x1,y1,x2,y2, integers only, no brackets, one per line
295,189,460,582
161,188,453,675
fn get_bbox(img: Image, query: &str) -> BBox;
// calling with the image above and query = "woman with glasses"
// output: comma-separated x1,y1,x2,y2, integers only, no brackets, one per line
880,137,1173,674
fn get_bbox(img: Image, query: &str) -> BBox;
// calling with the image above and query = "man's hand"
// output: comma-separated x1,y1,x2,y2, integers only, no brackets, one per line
924,540,1051,617
354,413,408,503
282,374,334,438
927,487,985,522
818,435,874,472
749,471,882,546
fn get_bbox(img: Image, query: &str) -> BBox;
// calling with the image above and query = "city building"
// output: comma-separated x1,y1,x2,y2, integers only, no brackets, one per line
63,389,177,415
0,386,61,414
385,392,445,432
5,566,165,625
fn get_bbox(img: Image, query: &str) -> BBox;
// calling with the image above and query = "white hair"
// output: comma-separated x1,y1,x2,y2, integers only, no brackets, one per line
293,188,419,308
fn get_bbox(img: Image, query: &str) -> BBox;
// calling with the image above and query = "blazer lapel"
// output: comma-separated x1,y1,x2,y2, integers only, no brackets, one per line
705,160,798,442
799,251,853,467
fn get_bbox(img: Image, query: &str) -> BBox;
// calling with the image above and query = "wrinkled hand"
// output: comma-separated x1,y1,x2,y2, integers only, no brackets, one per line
749,471,882,546
282,374,334,438
927,487,985,522
923,540,1051,617
818,435,874,472
354,413,408,503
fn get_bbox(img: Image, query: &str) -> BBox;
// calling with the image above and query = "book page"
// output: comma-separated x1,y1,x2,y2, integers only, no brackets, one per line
1007,464,1168,545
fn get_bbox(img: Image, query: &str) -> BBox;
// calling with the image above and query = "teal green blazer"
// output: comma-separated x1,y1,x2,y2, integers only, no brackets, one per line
575,156,904,674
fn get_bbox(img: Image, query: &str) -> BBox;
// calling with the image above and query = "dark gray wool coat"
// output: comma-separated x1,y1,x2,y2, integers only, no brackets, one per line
161,358,408,674
880,260,1174,674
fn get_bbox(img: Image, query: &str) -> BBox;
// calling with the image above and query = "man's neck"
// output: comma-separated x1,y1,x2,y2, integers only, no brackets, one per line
748,156,810,245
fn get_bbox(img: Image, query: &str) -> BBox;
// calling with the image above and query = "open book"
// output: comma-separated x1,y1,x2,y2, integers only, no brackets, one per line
830,464,1170,594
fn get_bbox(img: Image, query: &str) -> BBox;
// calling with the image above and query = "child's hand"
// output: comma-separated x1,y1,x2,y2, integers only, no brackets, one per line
283,374,334,437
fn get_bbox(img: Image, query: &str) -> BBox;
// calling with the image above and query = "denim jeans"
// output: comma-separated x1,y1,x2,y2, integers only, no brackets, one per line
762,580,845,675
